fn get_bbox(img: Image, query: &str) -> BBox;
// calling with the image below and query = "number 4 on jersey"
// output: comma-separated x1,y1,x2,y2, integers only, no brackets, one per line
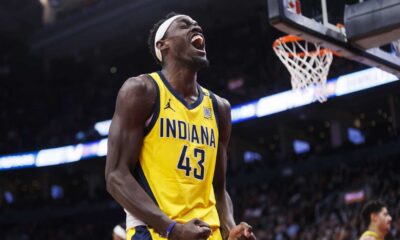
177,145,205,180
177,145,192,176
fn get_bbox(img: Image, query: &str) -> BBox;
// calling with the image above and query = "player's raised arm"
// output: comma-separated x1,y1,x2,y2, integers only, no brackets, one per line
212,95,256,240
105,75,174,235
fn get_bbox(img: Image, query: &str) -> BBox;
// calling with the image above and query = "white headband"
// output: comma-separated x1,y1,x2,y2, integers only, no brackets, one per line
113,225,126,239
154,15,185,62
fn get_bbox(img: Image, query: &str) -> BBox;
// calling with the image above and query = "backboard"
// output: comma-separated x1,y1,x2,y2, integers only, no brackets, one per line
268,0,400,77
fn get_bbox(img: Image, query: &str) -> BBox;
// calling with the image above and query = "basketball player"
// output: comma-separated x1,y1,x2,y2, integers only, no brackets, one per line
359,200,392,240
105,12,256,240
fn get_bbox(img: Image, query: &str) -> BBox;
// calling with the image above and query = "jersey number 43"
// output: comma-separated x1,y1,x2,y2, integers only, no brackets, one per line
177,145,205,180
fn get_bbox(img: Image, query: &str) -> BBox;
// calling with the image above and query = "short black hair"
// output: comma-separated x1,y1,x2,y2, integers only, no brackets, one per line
147,12,182,65
361,200,387,226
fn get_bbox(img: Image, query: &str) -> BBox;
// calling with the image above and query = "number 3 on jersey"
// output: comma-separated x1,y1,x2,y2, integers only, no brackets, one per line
177,145,205,180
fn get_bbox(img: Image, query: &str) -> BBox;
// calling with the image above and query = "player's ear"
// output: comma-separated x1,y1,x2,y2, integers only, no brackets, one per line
156,39,169,51
371,213,378,223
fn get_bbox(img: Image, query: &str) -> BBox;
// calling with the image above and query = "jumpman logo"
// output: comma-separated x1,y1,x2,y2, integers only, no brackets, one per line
164,99,175,112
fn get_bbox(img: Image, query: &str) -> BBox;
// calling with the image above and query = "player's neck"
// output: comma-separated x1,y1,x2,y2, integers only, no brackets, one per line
368,224,384,239
161,63,198,99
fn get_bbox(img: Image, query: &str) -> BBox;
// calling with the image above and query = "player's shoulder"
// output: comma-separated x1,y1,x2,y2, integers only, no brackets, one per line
210,92,231,112
359,235,377,240
116,74,156,109
118,74,156,101
209,92,231,129
120,74,155,96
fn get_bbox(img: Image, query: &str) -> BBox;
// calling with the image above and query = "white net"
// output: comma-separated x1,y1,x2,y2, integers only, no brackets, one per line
273,35,333,103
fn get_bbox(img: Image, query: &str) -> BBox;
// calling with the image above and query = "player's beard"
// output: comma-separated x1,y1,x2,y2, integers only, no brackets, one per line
189,55,209,70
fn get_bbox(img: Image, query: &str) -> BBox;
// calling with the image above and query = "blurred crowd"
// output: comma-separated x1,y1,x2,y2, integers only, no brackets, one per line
234,155,400,239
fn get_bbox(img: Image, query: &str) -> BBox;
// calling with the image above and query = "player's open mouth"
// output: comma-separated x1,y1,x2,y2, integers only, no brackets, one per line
190,33,205,51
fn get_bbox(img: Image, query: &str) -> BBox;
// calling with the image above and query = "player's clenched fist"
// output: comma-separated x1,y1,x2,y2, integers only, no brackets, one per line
228,222,256,240
169,218,212,240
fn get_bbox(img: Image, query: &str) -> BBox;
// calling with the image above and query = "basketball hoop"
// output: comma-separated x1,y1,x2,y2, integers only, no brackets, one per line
273,35,334,102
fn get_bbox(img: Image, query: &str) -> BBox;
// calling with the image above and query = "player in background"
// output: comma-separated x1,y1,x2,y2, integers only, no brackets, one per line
359,200,392,240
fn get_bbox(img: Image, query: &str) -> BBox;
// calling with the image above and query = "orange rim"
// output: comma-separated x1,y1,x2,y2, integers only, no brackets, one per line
287,49,332,58
272,35,303,47
273,35,341,57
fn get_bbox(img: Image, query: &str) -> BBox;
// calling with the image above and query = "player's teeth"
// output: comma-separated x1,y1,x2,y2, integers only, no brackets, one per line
191,35,203,43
